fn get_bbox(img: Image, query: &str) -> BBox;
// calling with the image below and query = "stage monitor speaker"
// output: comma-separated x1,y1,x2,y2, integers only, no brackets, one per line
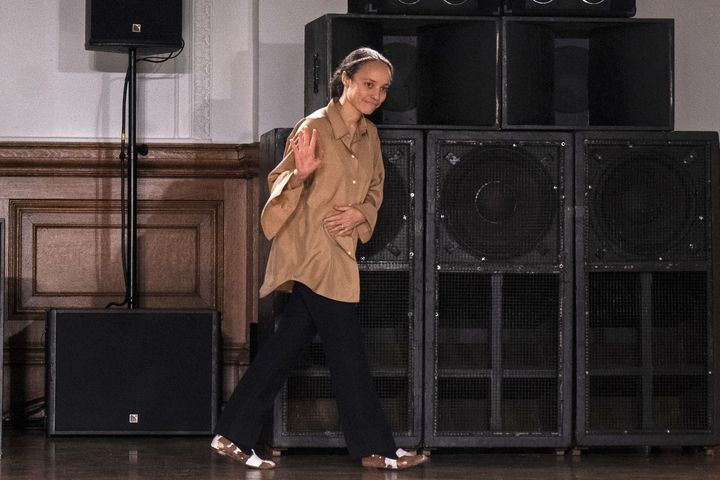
348,0,502,15
305,14,499,128
503,17,673,130
424,131,573,448
85,0,183,53
258,128,424,449
575,131,720,447
503,0,636,17
47,309,220,435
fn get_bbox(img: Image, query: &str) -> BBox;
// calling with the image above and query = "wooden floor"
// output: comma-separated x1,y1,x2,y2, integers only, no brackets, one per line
0,432,718,479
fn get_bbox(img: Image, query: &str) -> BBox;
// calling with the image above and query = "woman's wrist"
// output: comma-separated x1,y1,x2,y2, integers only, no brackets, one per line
289,169,305,188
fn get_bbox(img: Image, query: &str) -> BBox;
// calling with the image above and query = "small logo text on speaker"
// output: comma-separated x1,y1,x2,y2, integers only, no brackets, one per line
132,24,142,33
129,414,139,424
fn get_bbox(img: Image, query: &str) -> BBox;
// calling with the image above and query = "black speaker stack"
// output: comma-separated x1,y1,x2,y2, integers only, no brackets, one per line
259,0,720,451
45,2,220,437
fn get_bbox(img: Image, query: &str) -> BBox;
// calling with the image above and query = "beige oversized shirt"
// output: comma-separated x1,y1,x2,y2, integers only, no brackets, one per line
259,99,385,303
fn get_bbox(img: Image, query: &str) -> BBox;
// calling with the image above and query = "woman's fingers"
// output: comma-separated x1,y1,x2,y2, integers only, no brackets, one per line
291,127,321,179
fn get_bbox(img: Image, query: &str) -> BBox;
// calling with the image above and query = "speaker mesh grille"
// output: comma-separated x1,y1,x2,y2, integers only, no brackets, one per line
433,272,563,436
502,378,558,433
357,137,413,262
436,377,491,433
586,142,708,262
584,272,711,433
502,274,559,370
437,273,492,370
588,376,643,432
284,375,411,434
282,270,414,436
652,272,707,368
588,273,643,369
359,270,411,370
435,142,562,262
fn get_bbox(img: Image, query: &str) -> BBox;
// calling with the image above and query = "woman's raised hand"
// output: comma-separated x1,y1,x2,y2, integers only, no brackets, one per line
290,127,321,180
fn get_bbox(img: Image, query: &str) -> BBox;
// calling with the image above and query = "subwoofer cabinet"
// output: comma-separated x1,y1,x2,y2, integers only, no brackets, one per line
305,14,500,128
575,131,720,447
47,309,220,435
423,130,574,448
258,128,424,449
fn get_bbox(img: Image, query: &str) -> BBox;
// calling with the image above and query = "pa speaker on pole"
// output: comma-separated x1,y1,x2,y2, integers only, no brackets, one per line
85,0,183,53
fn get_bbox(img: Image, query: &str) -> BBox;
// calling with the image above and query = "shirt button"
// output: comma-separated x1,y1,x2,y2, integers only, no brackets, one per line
351,154,356,159
347,251,352,256
352,180,357,184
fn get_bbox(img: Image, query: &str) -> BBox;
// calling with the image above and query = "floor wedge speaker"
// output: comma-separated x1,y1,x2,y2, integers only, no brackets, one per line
85,0,183,53
47,309,220,435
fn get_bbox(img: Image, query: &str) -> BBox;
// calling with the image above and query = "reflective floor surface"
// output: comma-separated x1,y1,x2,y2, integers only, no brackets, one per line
0,431,718,480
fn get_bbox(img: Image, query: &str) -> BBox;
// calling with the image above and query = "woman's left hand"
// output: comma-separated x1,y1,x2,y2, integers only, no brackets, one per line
324,206,365,237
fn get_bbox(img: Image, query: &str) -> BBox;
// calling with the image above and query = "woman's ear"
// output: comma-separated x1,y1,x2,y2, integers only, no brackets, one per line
341,71,350,88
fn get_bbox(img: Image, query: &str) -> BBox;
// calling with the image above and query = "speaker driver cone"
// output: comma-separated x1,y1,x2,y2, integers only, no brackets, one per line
590,151,697,258
440,146,556,259
357,159,408,259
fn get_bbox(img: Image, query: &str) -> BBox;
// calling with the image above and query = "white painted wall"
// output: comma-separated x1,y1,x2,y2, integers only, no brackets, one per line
0,0,717,143
258,0,346,135
636,0,720,134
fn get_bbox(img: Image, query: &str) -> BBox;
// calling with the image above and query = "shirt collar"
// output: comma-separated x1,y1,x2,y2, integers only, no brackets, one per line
326,99,368,141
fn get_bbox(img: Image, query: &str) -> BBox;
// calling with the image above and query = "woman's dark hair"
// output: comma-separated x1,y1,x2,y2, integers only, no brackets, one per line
330,47,393,99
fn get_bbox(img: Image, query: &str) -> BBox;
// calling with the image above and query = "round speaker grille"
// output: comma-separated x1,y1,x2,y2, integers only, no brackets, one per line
440,146,556,259
590,150,697,258
357,159,407,259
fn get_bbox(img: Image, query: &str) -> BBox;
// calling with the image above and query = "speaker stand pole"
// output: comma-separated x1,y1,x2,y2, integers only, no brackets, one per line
127,47,139,309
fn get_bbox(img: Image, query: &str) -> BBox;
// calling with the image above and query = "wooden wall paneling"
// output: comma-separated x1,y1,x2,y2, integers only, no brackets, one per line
0,142,259,425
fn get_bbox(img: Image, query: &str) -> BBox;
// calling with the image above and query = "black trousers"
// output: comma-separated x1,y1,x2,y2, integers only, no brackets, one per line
214,282,397,458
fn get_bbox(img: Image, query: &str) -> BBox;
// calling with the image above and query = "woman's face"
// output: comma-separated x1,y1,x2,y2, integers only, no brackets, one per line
341,60,392,116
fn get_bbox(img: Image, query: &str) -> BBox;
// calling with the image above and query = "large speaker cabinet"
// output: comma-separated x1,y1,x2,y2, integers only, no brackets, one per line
305,14,500,128
258,128,424,449
47,309,220,435
575,131,720,447
503,17,673,130
424,131,574,447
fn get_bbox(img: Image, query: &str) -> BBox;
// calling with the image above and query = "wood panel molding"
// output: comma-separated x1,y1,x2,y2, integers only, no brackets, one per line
8,198,223,320
0,142,258,178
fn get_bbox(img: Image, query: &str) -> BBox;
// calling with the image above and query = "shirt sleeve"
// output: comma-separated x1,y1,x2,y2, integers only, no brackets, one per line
354,134,385,244
260,123,306,240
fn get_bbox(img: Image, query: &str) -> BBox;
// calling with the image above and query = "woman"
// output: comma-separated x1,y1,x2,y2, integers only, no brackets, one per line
211,48,427,471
